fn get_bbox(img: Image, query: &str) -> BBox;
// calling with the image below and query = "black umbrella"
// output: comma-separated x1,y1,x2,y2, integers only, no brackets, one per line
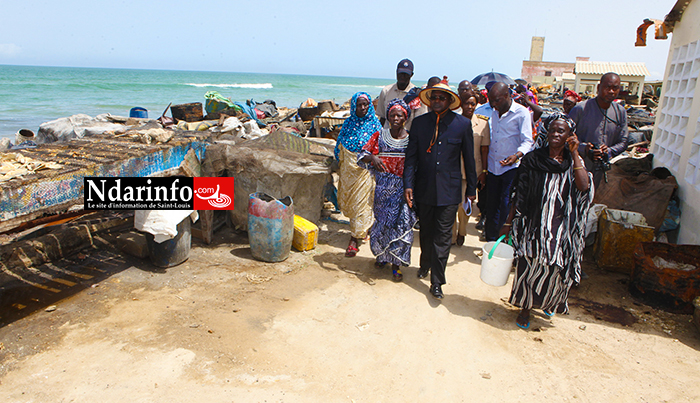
471,72,516,86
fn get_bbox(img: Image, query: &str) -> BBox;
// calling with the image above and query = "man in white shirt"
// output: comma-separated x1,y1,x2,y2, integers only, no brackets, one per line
484,82,533,241
377,59,419,130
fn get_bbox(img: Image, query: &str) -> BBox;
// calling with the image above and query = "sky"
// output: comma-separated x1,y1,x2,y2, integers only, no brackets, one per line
0,0,676,82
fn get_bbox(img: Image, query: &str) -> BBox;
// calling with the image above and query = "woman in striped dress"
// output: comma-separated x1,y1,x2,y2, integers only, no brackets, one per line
499,113,594,330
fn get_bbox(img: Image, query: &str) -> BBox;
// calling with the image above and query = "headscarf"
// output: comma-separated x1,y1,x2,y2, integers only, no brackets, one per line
334,92,382,161
542,112,576,133
564,89,582,102
386,98,410,120
534,112,577,149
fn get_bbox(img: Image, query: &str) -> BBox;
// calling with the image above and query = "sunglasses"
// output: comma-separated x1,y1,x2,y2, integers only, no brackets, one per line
430,95,449,101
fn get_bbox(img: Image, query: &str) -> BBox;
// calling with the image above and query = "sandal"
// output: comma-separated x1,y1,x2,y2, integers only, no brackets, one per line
392,266,403,282
374,261,387,269
345,239,359,257
516,320,530,330
516,310,530,330
543,310,554,318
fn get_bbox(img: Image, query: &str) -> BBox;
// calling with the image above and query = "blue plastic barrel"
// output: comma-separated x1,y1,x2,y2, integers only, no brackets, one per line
248,192,294,262
130,107,148,118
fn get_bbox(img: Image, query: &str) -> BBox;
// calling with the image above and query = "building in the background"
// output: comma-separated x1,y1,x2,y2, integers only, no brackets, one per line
649,0,700,244
556,73,577,91
520,37,574,86
573,60,650,101
521,36,650,102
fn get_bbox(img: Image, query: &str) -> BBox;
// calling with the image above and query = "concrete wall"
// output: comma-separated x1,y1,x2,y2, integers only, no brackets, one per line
650,0,700,244
531,76,555,86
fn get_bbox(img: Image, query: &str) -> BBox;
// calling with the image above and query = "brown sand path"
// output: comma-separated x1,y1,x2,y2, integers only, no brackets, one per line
1,219,699,402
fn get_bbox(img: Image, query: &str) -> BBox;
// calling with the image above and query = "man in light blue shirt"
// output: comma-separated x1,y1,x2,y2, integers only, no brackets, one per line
474,81,495,118
484,82,533,241
474,101,493,118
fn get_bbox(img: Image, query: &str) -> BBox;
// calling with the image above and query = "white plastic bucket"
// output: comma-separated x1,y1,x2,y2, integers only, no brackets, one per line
15,129,35,145
480,236,515,287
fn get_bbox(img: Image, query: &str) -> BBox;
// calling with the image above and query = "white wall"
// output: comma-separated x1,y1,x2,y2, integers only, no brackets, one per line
650,0,700,244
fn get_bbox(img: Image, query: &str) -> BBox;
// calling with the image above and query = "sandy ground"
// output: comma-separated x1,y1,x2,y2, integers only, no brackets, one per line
1,216,699,403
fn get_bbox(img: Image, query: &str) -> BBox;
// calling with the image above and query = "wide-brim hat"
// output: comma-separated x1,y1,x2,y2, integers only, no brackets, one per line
419,81,461,110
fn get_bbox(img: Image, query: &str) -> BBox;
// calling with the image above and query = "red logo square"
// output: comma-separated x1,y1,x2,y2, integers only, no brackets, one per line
193,177,235,210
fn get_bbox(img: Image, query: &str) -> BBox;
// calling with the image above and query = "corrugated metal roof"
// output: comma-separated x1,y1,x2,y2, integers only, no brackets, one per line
575,61,650,76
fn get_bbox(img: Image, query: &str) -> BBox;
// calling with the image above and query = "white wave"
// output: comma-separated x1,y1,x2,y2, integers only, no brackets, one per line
184,83,273,89
326,83,386,89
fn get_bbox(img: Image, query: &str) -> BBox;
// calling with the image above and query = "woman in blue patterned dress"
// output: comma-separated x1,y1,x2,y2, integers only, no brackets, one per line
358,99,417,281
335,92,383,257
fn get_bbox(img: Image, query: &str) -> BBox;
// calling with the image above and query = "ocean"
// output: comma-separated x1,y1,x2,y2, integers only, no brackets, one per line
0,65,394,141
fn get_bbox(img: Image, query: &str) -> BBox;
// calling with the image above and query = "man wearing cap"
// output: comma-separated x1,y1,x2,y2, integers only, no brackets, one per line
377,59,419,130
484,82,534,242
404,78,477,300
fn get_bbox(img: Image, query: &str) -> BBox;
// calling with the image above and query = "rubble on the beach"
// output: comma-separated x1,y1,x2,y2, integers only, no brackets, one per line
36,113,130,143
3,91,349,157
203,132,334,231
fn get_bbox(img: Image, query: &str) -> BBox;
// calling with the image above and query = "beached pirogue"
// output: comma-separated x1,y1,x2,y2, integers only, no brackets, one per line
1,131,208,233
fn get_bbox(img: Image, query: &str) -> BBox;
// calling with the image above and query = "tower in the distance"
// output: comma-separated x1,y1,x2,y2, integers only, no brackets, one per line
529,36,545,61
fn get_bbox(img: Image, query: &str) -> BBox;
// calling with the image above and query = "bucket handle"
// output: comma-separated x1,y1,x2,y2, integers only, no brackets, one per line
488,234,507,260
